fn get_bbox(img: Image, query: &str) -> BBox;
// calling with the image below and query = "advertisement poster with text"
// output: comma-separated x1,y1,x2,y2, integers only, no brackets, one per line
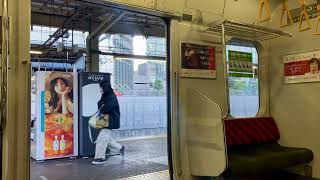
228,50,254,78
180,43,216,79
43,72,75,158
283,50,320,84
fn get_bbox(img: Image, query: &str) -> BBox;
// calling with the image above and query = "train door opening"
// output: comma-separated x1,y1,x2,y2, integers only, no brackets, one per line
29,1,170,180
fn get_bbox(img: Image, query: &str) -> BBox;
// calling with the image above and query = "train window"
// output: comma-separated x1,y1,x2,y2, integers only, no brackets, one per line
227,44,259,118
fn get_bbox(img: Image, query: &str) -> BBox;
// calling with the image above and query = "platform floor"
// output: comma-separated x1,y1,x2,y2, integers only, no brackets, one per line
31,137,169,180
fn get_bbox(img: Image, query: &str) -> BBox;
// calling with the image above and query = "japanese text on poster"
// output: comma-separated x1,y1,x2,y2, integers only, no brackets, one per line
283,50,320,84
180,43,216,79
228,50,254,78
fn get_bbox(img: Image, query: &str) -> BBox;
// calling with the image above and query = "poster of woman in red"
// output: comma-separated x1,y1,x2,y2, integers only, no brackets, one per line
283,50,320,84
181,43,216,79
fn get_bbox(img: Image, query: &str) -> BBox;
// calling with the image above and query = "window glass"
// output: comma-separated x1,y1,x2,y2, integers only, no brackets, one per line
99,35,167,136
227,44,259,118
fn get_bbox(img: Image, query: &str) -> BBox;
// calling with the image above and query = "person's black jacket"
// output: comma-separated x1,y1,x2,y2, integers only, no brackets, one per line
97,89,120,129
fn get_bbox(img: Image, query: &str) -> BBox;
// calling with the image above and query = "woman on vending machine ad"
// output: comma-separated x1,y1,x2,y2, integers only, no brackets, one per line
44,72,75,159
46,74,73,114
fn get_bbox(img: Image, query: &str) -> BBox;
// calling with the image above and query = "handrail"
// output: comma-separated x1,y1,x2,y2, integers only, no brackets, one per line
221,23,230,119
194,88,224,114
189,88,228,175
174,72,182,176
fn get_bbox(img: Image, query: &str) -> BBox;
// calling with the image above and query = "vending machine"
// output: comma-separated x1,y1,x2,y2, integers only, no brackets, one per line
31,71,78,160
78,72,111,157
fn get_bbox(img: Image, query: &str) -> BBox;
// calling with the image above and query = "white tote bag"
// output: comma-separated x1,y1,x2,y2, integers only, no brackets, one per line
88,104,109,129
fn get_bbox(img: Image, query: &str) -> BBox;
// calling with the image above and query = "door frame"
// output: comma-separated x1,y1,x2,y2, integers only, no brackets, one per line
25,1,174,180
163,17,174,180
81,3,174,178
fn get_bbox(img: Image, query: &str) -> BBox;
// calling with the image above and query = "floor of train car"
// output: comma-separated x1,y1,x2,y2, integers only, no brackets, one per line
31,137,169,180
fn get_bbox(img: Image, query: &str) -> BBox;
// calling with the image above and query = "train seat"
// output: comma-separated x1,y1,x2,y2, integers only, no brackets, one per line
224,117,314,177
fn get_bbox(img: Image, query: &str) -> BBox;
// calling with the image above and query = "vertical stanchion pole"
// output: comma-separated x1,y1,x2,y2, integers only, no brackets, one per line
221,22,229,119
174,72,182,176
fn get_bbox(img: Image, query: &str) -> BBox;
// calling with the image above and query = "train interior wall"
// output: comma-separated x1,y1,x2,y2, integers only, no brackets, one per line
169,0,270,179
168,0,320,178
268,1,320,178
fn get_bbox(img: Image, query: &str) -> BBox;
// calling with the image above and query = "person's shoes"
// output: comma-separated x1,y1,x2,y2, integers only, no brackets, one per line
105,148,111,155
120,146,125,155
106,148,120,156
92,158,107,165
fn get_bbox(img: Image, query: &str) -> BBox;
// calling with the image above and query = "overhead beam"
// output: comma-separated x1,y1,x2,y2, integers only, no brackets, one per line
87,14,114,39
31,58,77,64
99,51,166,61
31,12,166,37
108,22,166,37
39,0,51,9
87,12,127,40
41,11,81,47
31,12,97,31
99,34,112,42
41,8,96,48
31,21,165,38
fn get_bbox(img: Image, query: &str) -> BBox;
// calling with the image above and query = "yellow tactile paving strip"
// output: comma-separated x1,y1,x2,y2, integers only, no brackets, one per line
116,170,170,180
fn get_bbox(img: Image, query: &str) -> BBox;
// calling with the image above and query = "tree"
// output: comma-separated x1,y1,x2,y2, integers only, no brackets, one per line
232,80,246,91
153,80,163,90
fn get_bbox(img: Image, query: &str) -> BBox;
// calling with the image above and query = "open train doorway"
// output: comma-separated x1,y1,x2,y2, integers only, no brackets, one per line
29,1,170,179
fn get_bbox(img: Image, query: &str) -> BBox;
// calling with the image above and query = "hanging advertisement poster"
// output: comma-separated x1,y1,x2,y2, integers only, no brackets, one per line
180,43,216,79
31,71,78,160
283,50,320,84
228,50,254,78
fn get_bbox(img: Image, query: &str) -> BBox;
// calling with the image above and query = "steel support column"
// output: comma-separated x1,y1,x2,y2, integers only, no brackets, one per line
86,37,100,72
86,12,126,72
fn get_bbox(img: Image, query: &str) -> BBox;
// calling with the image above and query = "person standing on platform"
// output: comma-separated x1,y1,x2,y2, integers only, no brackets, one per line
92,80,124,165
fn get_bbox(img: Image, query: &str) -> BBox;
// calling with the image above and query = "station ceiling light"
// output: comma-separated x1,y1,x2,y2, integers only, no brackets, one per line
30,50,43,55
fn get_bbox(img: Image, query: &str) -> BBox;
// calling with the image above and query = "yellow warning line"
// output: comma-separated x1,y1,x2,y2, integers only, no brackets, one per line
116,170,170,180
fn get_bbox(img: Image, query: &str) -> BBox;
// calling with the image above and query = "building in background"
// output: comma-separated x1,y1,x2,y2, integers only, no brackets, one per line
136,61,165,84
146,36,166,57
99,34,166,95
114,59,134,89
99,34,134,54
100,34,134,90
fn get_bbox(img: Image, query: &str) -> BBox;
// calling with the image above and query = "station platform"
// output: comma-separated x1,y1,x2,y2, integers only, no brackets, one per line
31,137,169,180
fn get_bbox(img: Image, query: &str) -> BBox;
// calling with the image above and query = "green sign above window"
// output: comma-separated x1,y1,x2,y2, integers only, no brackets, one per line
228,50,254,78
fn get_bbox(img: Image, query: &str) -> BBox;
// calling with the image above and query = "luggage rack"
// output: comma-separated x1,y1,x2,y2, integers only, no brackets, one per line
206,20,293,41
